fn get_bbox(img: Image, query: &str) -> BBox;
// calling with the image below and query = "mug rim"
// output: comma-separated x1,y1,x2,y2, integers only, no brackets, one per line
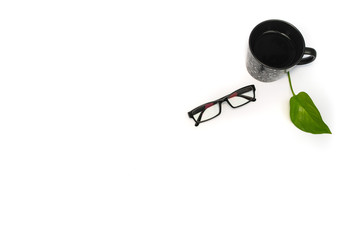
248,19,306,70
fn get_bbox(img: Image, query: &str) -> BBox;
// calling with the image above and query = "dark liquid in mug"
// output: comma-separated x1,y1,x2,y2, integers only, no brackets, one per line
253,31,296,68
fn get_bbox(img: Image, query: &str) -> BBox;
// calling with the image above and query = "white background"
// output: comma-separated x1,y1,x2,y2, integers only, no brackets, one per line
1,0,359,239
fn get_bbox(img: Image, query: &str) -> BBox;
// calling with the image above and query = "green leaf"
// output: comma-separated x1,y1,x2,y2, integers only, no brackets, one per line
290,92,331,134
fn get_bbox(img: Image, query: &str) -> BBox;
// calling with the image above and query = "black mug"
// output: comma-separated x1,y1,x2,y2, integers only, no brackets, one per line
246,19,316,82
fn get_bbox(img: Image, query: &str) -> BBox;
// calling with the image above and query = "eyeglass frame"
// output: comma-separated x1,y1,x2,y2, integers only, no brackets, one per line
188,85,256,126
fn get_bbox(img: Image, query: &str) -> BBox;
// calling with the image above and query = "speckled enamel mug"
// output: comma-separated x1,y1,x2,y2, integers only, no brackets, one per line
246,19,316,82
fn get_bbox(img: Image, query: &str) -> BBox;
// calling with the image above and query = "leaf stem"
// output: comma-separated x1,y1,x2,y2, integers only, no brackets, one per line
287,71,295,96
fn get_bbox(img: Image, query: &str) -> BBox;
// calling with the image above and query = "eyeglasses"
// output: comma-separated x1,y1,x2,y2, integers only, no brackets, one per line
188,85,256,126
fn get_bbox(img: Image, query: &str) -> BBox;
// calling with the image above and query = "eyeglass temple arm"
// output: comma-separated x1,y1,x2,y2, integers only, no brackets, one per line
194,111,204,126
237,94,256,101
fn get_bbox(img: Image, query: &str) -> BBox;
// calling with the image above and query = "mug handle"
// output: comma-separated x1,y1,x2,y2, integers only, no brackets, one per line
298,47,317,65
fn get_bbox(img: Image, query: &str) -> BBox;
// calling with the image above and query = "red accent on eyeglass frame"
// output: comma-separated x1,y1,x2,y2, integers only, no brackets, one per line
205,103,214,109
229,92,238,98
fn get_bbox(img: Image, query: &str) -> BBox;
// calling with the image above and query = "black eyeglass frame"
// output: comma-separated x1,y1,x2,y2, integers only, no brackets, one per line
188,85,256,126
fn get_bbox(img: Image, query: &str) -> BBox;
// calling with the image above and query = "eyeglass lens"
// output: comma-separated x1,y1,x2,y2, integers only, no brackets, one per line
193,102,220,122
227,90,254,107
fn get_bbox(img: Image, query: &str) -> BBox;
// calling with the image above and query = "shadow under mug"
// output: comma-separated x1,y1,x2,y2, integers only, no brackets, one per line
246,19,316,82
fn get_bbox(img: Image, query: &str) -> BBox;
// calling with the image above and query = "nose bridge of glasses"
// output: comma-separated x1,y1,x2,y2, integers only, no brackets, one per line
216,95,236,108
216,96,228,103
